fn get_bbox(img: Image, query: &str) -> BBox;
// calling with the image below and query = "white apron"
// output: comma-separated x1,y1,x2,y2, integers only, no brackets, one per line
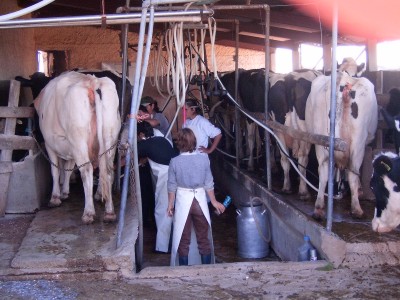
170,187,215,266
148,159,172,253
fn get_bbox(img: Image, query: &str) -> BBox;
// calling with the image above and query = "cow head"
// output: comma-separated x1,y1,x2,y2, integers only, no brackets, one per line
370,152,400,232
338,57,365,77
381,108,400,155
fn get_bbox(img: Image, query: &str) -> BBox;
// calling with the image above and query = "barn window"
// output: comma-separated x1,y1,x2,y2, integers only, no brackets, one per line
275,48,293,73
300,44,323,70
377,40,400,70
37,50,69,76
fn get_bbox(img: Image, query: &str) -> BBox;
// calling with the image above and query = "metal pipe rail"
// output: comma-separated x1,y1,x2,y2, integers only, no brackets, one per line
0,10,212,29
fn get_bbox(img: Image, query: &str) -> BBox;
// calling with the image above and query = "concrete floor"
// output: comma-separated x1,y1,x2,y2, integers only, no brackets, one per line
141,187,280,270
1,155,400,281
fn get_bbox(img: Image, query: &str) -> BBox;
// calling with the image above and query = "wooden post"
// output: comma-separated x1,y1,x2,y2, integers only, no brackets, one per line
1,80,21,162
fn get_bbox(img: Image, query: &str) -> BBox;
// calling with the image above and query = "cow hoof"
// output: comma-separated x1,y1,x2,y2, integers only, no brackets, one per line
299,193,311,200
94,192,102,202
82,213,95,224
103,213,117,223
350,210,364,219
48,197,62,208
60,193,69,200
312,208,325,221
281,189,293,195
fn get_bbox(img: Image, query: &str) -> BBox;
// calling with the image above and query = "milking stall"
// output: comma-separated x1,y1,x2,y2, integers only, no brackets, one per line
1,0,400,283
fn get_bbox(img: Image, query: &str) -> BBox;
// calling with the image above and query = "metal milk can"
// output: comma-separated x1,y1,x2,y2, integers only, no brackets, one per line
236,203,270,258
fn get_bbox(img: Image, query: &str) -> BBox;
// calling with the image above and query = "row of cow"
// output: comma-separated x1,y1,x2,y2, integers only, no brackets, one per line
8,61,400,232
212,58,400,232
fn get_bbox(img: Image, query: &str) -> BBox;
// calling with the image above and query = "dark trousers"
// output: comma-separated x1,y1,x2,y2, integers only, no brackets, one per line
139,162,155,225
178,198,211,257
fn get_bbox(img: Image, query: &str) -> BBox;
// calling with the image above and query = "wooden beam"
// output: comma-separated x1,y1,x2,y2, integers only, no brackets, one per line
0,107,35,118
0,134,38,151
248,112,348,152
212,33,295,50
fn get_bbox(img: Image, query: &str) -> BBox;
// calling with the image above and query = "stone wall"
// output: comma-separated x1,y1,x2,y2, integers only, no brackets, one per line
35,26,138,71
0,1,36,80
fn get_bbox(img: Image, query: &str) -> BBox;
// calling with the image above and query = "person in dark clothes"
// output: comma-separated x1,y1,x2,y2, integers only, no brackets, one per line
139,159,156,228
137,121,179,253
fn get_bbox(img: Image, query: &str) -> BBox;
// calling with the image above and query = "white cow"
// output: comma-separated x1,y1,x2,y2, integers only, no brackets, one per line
34,71,121,224
305,71,378,219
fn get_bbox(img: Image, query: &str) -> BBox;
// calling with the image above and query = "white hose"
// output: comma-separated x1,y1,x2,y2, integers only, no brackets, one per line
207,16,218,76
215,75,337,198
137,6,155,104
0,0,55,21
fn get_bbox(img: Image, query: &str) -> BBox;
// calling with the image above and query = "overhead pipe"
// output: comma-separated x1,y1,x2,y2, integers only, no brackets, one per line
127,4,271,11
0,10,211,29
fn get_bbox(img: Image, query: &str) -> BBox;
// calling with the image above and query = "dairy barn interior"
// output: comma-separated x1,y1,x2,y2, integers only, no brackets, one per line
1,0,400,278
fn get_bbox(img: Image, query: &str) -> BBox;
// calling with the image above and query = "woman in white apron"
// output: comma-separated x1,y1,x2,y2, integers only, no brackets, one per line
167,128,225,266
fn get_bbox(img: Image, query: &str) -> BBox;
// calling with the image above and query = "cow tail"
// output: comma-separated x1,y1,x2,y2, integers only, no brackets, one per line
93,78,108,202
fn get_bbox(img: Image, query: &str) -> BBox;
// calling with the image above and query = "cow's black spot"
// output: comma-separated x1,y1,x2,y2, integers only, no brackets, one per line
350,90,356,99
351,102,358,119
96,88,102,100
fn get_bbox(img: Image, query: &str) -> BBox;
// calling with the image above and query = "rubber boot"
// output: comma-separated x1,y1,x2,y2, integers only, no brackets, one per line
201,254,211,264
179,256,188,266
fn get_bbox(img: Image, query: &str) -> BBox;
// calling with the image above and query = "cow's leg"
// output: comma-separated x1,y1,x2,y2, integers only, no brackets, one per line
102,167,116,223
255,125,262,165
222,112,232,152
246,121,255,171
313,148,329,220
94,183,102,201
298,141,311,200
60,159,75,199
99,147,117,223
296,118,311,199
97,127,118,223
276,132,292,194
77,161,95,224
348,170,363,218
47,149,63,207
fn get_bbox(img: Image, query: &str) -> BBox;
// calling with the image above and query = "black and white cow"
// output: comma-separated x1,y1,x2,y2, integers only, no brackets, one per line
370,152,400,232
381,87,400,154
216,68,320,198
15,72,54,99
305,71,378,219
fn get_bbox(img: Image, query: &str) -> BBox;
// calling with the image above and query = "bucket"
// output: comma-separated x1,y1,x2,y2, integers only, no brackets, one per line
236,203,270,258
